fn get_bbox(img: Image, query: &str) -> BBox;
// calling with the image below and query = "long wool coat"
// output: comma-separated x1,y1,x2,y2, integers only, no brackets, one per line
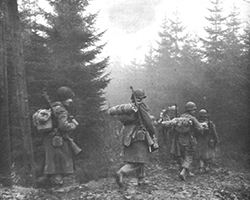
194,119,219,161
109,101,157,164
43,102,77,175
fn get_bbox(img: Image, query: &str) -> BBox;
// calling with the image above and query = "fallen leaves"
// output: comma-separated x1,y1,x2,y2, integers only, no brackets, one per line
0,165,250,200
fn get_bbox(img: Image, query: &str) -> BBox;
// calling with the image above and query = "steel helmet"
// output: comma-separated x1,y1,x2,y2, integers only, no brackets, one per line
132,89,146,99
56,86,75,101
199,109,208,117
185,101,197,111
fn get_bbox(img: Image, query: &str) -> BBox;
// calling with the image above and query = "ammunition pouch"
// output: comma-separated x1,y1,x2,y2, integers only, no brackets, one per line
52,135,63,147
136,128,146,141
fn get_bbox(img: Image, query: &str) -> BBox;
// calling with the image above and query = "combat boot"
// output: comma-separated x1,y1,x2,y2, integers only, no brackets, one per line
179,168,187,181
115,171,124,188
188,170,194,177
205,165,210,173
137,178,148,186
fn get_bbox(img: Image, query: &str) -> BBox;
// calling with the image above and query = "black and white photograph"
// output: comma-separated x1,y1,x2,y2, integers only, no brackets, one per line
0,0,250,199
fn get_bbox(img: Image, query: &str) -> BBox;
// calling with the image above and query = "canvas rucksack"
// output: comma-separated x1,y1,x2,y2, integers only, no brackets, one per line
32,109,53,133
172,117,193,133
108,103,138,125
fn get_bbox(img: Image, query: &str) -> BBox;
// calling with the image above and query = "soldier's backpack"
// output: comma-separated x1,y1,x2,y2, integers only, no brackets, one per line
172,117,193,133
108,103,138,125
32,109,53,133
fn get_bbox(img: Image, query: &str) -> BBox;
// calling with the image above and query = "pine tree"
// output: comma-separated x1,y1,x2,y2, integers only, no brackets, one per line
43,0,109,106
240,21,250,152
143,12,204,112
224,3,242,63
18,0,54,108
202,0,226,65
19,0,110,181
242,21,250,72
201,0,249,148
40,0,110,179
200,0,227,116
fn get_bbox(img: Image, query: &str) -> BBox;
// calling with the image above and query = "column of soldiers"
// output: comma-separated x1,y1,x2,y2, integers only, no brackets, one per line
108,88,219,188
34,87,219,190
157,102,219,181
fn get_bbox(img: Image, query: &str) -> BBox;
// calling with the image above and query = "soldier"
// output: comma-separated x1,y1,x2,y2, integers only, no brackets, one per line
172,101,203,181
195,109,219,173
159,105,179,164
108,88,158,188
36,86,79,189
160,105,178,134
157,106,177,133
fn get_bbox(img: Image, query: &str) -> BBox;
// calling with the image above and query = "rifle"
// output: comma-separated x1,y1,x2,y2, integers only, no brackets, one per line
42,90,82,155
174,103,178,118
202,96,211,129
129,86,157,152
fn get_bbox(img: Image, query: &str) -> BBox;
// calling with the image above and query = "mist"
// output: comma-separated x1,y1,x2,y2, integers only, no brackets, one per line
108,0,163,34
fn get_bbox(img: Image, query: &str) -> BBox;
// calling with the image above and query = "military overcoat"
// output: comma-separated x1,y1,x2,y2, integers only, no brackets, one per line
43,101,77,175
109,102,156,163
194,119,219,160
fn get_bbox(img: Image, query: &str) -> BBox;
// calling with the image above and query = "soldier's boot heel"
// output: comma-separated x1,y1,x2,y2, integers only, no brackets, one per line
188,170,194,177
115,171,124,188
138,178,148,186
179,168,187,181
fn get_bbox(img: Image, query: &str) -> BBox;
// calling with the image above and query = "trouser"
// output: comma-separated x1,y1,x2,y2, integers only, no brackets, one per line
180,138,196,170
118,162,145,179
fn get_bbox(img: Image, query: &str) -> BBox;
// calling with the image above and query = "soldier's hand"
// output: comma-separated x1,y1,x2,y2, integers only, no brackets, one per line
153,142,159,149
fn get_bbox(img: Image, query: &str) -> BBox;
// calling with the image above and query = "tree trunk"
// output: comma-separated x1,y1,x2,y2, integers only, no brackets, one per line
6,0,36,187
0,0,12,187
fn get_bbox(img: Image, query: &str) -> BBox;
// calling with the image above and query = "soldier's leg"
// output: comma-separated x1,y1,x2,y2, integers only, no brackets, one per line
136,163,147,186
116,163,141,188
119,162,141,174
180,138,196,180
204,158,212,172
199,159,205,173
179,145,188,181
180,151,193,181
136,163,145,179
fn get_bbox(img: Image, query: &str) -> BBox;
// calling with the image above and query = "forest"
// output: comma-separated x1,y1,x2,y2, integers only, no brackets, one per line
0,0,249,199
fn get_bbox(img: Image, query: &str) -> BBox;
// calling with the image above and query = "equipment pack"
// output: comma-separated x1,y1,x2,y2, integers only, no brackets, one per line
172,117,193,133
108,103,138,125
32,108,53,133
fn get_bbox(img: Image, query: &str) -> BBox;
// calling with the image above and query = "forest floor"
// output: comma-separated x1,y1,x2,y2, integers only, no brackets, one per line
1,159,250,200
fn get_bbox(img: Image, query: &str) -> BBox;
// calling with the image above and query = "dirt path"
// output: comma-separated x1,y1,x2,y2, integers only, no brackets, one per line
1,164,250,200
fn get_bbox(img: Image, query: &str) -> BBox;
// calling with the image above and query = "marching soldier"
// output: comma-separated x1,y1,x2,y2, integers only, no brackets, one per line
160,105,178,135
108,88,158,188
195,109,219,172
157,105,177,133
158,105,179,164
36,86,80,189
172,102,203,181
